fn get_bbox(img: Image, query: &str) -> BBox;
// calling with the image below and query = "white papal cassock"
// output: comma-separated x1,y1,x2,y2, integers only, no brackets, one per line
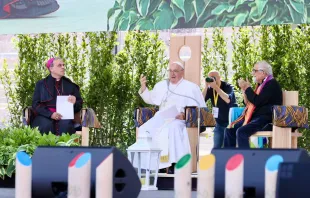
132,78,206,170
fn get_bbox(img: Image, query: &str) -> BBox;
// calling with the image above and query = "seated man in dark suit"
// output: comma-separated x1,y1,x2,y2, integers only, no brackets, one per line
224,61,283,148
31,57,83,135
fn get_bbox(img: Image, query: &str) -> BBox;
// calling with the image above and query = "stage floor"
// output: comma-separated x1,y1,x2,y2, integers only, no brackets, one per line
0,188,195,198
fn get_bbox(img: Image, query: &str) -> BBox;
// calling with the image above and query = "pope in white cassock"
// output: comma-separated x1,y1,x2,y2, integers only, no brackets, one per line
132,61,206,172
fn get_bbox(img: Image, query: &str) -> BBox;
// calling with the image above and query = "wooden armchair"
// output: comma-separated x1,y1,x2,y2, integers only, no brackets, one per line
133,106,216,172
251,91,307,148
22,107,101,146
229,91,307,148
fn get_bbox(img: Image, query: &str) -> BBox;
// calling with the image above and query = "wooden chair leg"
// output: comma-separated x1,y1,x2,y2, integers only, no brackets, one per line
136,128,139,141
81,127,89,146
268,137,272,148
291,136,298,148
187,128,198,173
272,126,292,148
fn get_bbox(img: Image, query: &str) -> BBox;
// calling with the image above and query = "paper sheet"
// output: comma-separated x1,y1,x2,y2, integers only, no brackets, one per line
139,114,165,132
56,96,74,120
157,105,179,119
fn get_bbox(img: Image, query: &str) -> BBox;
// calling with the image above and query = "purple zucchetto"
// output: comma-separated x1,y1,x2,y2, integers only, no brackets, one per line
46,58,55,70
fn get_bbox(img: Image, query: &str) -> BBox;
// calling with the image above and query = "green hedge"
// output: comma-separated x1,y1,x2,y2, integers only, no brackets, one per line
0,126,79,179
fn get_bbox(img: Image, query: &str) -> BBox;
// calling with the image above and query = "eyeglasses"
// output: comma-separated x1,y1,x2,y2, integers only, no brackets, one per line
167,69,184,74
56,64,65,68
252,68,264,73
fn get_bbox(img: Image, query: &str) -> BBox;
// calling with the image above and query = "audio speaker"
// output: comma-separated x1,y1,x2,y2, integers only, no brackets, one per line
31,146,141,198
276,162,310,198
211,148,310,198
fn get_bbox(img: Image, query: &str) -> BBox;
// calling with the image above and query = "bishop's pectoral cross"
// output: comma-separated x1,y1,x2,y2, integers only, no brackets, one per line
160,98,168,109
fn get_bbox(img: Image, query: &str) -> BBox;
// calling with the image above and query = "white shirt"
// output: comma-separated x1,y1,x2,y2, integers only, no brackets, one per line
139,78,206,113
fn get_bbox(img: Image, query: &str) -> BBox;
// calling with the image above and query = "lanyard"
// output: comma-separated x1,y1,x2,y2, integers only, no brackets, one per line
213,89,219,107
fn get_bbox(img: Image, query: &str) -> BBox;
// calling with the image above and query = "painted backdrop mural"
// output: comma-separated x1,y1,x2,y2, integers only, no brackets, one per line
0,0,309,34
108,0,310,30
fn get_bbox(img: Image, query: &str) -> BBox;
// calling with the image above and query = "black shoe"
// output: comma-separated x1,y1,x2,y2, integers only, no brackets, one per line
167,163,176,174
0,0,14,18
75,125,82,131
167,168,174,174
1,0,60,19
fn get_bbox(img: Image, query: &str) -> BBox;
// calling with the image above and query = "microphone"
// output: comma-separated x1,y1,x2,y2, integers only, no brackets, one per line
167,79,201,108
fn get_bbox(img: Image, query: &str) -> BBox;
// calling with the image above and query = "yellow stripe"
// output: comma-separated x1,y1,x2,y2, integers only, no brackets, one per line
160,155,169,163
199,154,216,170
213,89,219,106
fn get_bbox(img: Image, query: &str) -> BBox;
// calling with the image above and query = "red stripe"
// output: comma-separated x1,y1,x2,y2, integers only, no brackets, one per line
3,0,19,14
69,152,85,167
226,154,244,171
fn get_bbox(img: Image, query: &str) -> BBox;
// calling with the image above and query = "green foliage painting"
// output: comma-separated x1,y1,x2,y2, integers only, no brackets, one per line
108,0,310,30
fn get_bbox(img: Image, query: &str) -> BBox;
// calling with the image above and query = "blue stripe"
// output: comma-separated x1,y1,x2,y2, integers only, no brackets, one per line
265,155,284,171
16,151,32,166
75,153,91,168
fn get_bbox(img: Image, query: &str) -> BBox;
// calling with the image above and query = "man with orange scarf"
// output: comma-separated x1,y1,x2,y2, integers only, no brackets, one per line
224,61,283,148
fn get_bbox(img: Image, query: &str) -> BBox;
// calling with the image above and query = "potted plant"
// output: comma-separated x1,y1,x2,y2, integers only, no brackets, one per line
0,126,80,188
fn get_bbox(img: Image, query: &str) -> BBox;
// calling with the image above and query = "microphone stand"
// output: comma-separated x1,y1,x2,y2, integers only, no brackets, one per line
166,79,201,167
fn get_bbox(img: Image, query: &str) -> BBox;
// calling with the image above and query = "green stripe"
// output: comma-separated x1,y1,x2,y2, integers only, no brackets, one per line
175,154,191,169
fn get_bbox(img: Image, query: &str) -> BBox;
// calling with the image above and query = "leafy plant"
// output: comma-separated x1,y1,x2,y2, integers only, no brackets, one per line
108,0,308,31
202,28,229,80
202,29,213,77
85,31,118,146
231,26,259,90
0,126,79,179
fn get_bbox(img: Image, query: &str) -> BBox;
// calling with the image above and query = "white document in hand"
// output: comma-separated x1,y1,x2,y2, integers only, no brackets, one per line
139,114,165,131
158,105,179,119
56,96,74,120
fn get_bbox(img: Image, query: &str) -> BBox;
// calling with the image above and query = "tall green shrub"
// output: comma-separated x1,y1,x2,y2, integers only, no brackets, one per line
202,28,228,81
212,28,229,81
268,25,301,91
202,29,213,77
231,27,260,88
295,25,310,107
124,31,167,108
84,32,118,146
0,34,50,126
230,27,260,106
259,26,273,61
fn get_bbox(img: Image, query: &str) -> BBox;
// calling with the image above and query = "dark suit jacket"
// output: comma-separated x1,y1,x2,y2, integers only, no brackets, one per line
245,78,283,122
31,75,83,134
32,75,83,117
